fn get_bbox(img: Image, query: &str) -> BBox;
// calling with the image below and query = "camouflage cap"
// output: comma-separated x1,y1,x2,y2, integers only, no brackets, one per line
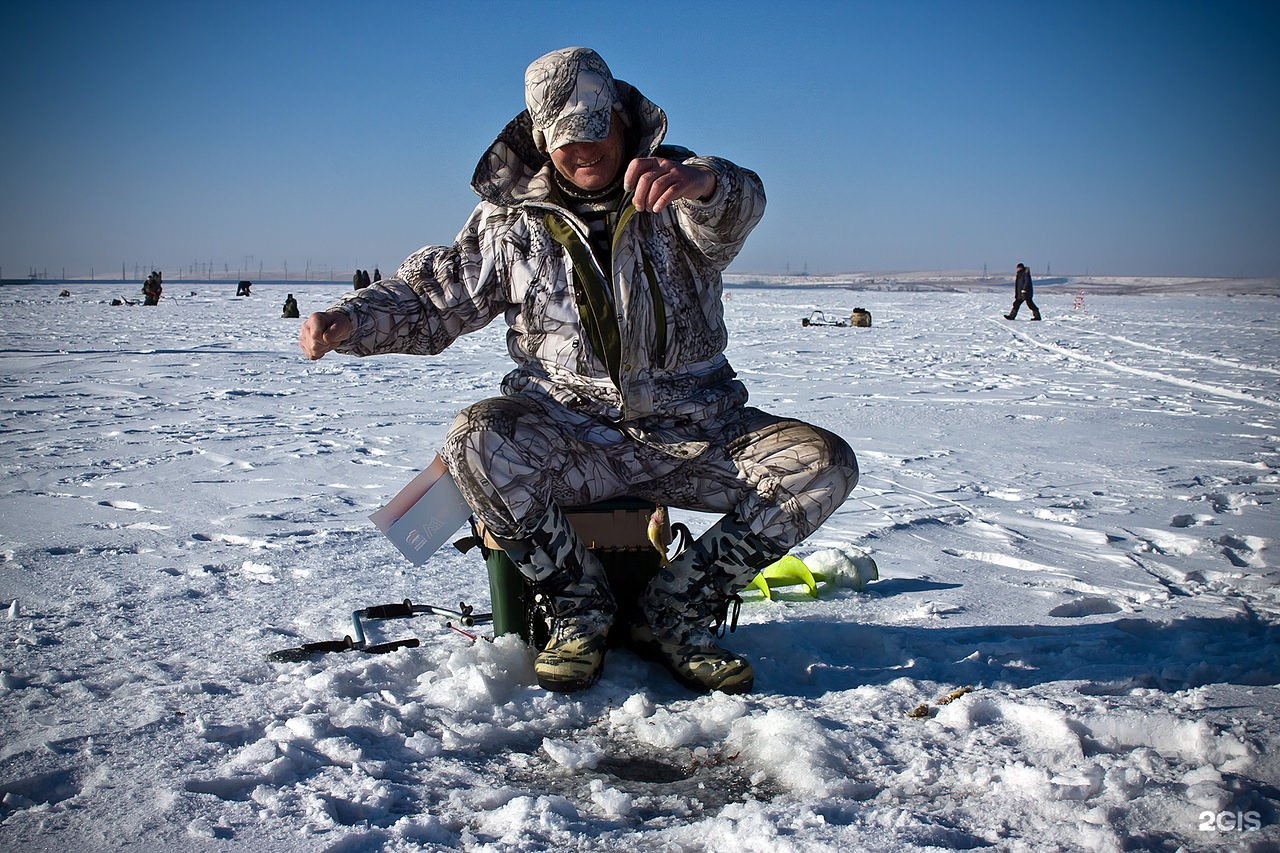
524,47,621,152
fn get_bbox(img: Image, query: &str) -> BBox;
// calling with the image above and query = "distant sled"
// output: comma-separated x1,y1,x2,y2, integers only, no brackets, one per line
801,308,872,328
801,309,848,327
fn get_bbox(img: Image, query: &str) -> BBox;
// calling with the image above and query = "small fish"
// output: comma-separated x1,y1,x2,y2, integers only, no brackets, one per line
647,505,671,566
937,686,973,705
907,686,975,719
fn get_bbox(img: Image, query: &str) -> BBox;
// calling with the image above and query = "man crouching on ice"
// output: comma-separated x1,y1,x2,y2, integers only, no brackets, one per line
299,47,858,695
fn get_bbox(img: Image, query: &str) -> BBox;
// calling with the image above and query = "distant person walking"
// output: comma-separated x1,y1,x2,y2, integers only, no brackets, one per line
1004,263,1041,321
282,293,300,318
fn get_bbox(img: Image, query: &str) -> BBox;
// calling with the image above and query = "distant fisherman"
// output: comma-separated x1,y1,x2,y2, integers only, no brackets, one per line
142,271,162,305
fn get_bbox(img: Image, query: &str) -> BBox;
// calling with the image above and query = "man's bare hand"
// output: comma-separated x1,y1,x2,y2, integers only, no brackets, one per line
624,158,716,213
299,310,352,360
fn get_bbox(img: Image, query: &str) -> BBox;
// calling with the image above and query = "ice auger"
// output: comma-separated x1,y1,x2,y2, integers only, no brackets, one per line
267,599,491,662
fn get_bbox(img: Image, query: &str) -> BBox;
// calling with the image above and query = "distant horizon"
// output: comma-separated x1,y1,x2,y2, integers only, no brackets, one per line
8,268,1278,287
4,253,1277,287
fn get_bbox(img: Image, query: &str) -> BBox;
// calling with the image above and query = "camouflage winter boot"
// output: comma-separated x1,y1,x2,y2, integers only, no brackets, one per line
491,503,616,692
628,513,782,694
628,599,754,694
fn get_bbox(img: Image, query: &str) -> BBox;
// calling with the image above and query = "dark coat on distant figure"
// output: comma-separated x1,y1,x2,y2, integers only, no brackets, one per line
142,272,163,305
1015,266,1034,298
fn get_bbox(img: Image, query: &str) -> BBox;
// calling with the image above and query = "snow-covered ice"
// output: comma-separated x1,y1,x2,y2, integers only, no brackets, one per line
1,279,1277,851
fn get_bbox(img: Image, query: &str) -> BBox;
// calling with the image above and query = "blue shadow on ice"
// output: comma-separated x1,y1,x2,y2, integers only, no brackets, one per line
734,611,1280,698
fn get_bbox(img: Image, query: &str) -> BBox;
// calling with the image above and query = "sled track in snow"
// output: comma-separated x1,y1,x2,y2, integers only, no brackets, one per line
998,320,1280,410
1070,328,1280,377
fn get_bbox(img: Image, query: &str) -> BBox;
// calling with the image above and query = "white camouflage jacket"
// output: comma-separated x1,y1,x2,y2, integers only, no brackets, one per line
330,80,766,427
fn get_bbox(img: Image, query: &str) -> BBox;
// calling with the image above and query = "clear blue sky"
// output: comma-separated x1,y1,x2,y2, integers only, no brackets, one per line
3,0,1277,280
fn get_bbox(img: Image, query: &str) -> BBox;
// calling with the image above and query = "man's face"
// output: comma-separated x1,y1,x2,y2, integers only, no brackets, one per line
549,113,625,191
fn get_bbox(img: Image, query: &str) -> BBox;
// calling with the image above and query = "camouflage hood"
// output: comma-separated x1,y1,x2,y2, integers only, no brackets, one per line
470,80,668,208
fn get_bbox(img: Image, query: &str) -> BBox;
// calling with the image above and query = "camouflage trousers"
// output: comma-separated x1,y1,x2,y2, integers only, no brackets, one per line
441,391,859,634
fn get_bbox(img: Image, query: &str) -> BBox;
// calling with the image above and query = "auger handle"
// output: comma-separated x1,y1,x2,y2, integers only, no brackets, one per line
362,599,416,620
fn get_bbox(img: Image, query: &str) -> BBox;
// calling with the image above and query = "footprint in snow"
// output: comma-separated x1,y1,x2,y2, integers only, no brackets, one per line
190,532,271,549
1049,596,1123,618
1170,513,1217,528
1216,534,1268,569
97,499,159,513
